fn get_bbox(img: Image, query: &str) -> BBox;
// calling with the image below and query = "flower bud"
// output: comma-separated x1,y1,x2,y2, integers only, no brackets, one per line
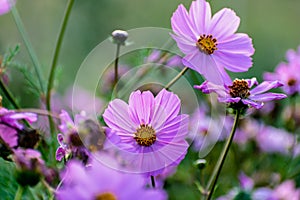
111,30,128,45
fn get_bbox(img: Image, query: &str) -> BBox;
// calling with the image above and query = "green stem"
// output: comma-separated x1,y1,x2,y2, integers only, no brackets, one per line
10,3,44,93
46,0,75,135
14,186,24,200
113,43,121,89
165,67,189,90
151,176,156,188
205,109,240,200
0,79,20,109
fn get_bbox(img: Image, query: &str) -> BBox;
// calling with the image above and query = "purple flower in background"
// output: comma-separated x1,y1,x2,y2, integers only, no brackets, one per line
195,78,287,109
145,50,183,68
171,0,254,84
188,108,224,152
56,158,167,200
64,86,104,115
264,51,300,95
271,180,300,200
55,110,89,163
286,46,300,63
56,110,107,163
100,64,130,95
255,126,294,155
13,148,47,186
0,0,15,15
103,89,189,176
220,117,261,146
0,107,37,149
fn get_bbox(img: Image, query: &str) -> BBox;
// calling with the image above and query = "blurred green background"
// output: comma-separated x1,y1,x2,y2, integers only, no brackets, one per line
0,0,300,106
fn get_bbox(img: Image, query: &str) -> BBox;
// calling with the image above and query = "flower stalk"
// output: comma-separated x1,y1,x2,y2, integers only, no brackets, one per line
165,67,189,90
10,3,44,93
0,79,20,109
151,175,156,188
205,109,240,200
14,186,24,200
113,43,121,89
46,0,74,135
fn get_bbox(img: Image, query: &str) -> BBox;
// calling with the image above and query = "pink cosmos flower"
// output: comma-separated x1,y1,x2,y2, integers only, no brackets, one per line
171,0,254,84
272,180,300,200
56,158,167,200
195,78,287,109
103,89,189,176
0,107,37,149
255,126,294,155
0,0,15,15
264,47,300,95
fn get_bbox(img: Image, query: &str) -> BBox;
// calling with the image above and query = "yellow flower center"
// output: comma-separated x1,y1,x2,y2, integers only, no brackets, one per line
95,192,117,200
229,79,250,98
196,34,218,55
134,124,156,147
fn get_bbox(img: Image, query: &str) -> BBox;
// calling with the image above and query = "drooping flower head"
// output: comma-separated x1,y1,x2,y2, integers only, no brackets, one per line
264,47,300,96
171,0,254,84
103,89,189,176
0,0,15,15
55,110,106,164
195,78,287,110
56,157,167,200
13,148,48,187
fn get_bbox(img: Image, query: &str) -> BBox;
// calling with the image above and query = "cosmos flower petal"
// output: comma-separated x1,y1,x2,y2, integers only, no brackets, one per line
209,8,240,40
182,51,205,74
213,51,253,72
55,147,66,162
241,99,264,109
156,114,189,141
218,33,255,56
59,110,75,133
129,90,155,125
171,4,198,41
152,89,180,130
170,33,196,54
103,99,137,134
250,81,284,95
249,93,287,101
57,133,64,145
218,97,241,103
189,0,211,33
126,140,188,176
246,77,258,88
7,112,37,123
194,81,227,97
183,51,228,84
0,0,15,15
0,125,18,148
263,72,279,81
